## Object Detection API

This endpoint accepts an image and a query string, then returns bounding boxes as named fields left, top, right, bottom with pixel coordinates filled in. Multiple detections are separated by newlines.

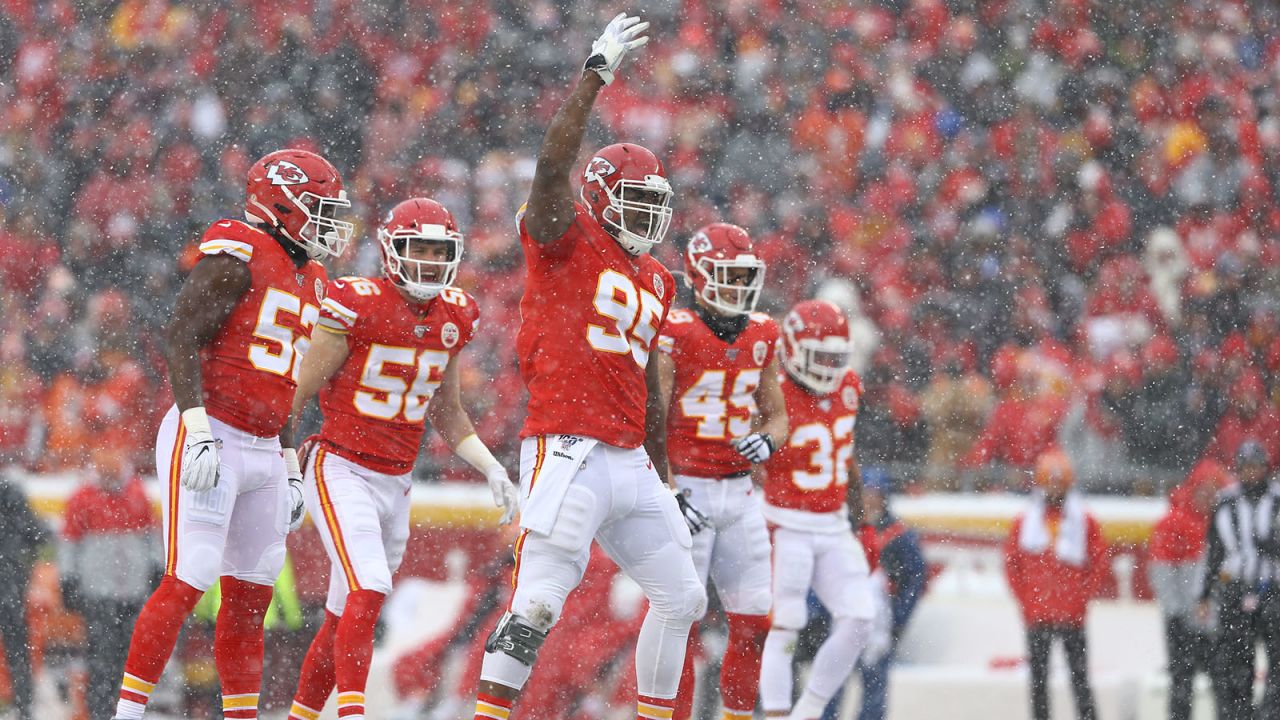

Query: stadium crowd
left=0, top=0, right=1278, bottom=493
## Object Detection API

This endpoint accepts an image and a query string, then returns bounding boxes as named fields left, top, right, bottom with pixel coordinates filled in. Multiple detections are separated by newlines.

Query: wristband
left=283, top=448, right=301, bottom=477
left=181, top=406, right=212, bottom=435
left=456, top=434, right=502, bottom=474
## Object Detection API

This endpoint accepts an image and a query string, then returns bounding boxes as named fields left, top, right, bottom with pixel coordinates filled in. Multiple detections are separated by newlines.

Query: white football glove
left=733, top=433, right=775, bottom=464
left=487, top=465, right=520, bottom=526
left=284, top=448, right=306, bottom=532
left=583, top=13, right=650, bottom=85
left=179, top=407, right=220, bottom=492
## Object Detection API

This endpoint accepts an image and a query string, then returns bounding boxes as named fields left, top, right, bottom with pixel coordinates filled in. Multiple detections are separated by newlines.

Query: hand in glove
left=732, top=433, right=775, bottom=463
left=487, top=465, right=520, bottom=526
left=673, top=487, right=710, bottom=534
left=284, top=448, right=306, bottom=532
left=583, top=13, right=650, bottom=85
left=180, top=407, right=220, bottom=492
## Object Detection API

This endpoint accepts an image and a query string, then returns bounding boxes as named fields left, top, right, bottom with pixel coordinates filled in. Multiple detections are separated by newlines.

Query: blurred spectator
left=1059, top=353, right=1138, bottom=491
left=1121, top=336, right=1196, bottom=477
left=59, top=449, right=161, bottom=719
left=1004, top=451, right=1107, bottom=720
left=849, top=469, right=926, bottom=720
left=0, top=468, right=52, bottom=720
left=1200, top=371, right=1280, bottom=473
left=920, top=347, right=993, bottom=490
left=961, top=351, right=1067, bottom=481
left=1198, top=441, right=1280, bottom=719
left=0, top=0, right=1278, bottom=489
left=1148, top=460, right=1230, bottom=720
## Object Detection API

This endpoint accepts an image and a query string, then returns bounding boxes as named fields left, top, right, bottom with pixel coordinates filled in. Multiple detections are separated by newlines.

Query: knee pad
left=485, top=612, right=549, bottom=667
left=662, top=578, right=707, bottom=624
left=771, top=594, right=809, bottom=631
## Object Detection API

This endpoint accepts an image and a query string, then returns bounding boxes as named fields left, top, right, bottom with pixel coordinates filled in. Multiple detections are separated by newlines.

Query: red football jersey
left=315, top=276, right=479, bottom=475
left=659, top=309, right=779, bottom=477
left=763, top=370, right=862, bottom=514
left=197, top=220, right=327, bottom=437
left=517, top=203, right=676, bottom=448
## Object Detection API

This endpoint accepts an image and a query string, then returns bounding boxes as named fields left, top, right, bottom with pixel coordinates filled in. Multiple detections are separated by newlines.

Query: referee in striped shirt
left=1198, top=440, right=1279, bottom=719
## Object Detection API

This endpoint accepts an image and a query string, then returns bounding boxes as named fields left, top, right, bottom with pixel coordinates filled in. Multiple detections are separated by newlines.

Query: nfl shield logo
left=726, top=349, right=739, bottom=361
left=295, top=272, right=305, bottom=287
left=414, top=326, right=428, bottom=338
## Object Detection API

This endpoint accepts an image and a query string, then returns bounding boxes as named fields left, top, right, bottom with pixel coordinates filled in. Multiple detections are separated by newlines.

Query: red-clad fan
left=285, top=198, right=517, bottom=720
left=654, top=222, right=788, bottom=720
left=115, top=149, right=353, bottom=720
left=473, top=14, right=705, bottom=720
left=759, top=300, right=876, bottom=720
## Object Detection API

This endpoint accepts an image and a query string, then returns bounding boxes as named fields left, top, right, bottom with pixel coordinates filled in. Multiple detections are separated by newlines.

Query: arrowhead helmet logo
left=753, top=340, right=768, bottom=365
left=584, top=156, right=617, bottom=184
left=652, top=273, right=665, bottom=298
left=314, top=278, right=325, bottom=301
left=688, top=231, right=712, bottom=255
left=266, top=160, right=310, bottom=186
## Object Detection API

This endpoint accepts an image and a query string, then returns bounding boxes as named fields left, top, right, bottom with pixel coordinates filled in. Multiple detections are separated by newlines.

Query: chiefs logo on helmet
left=584, top=156, right=617, bottom=184
left=687, top=231, right=712, bottom=254
left=266, top=160, right=310, bottom=186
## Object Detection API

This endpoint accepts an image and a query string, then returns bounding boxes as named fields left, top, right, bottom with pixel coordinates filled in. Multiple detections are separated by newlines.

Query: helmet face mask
left=784, top=335, right=852, bottom=394
left=781, top=300, right=852, bottom=395
left=295, top=190, right=354, bottom=259
left=378, top=198, right=463, bottom=301
left=692, top=256, right=765, bottom=315
left=599, top=177, right=673, bottom=255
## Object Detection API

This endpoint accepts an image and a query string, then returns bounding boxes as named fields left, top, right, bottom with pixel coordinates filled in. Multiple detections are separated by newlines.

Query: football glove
left=733, top=433, right=775, bottom=464
left=487, top=465, right=520, bottom=526
left=284, top=448, right=306, bottom=532
left=180, top=407, right=220, bottom=492
left=584, top=13, right=650, bottom=85
left=673, top=487, right=710, bottom=534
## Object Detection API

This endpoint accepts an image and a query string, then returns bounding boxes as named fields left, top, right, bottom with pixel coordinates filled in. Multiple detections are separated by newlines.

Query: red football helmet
left=378, top=198, right=463, bottom=301
left=683, top=223, right=766, bottom=315
left=781, top=300, right=852, bottom=394
left=245, top=149, right=353, bottom=259
left=579, top=143, right=673, bottom=255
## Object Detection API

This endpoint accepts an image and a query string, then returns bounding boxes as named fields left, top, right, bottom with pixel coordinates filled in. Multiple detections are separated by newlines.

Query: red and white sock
left=114, top=575, right=204, bottom=720
left=638, top=693, right=677, bottom=719
left=474, top=691, right=514, bottom=719
left=290, top=610, right=340, bottom=719
left=720, top=613, right=770, bottom=718
left=215, top=576, right=274, bottom=719
left=333, top=589, right=385, bottom=719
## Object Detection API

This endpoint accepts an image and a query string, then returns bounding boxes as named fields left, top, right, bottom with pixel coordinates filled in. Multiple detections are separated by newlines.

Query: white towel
left=1018, top=490, right=1088, bottom=567
left=519, top=434, right=599, bottom=536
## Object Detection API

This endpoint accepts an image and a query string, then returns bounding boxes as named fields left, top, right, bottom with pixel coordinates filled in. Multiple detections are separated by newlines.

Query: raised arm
left=523, top=13, right=649, bottom=244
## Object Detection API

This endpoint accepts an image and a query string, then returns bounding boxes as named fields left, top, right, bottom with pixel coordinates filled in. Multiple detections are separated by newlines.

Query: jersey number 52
left=587, top=270, right=664, bottom=367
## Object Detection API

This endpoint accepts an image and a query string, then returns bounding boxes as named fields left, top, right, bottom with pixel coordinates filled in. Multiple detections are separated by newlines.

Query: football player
left=114, top=149, right=353, bottom=720
left=284, top=198, right=517, bottom=720
left=758, top=300, right=876, bottom=720
left=471, top=13, right=706, bottom=720
left=655, top=223, right=788, bottom=720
